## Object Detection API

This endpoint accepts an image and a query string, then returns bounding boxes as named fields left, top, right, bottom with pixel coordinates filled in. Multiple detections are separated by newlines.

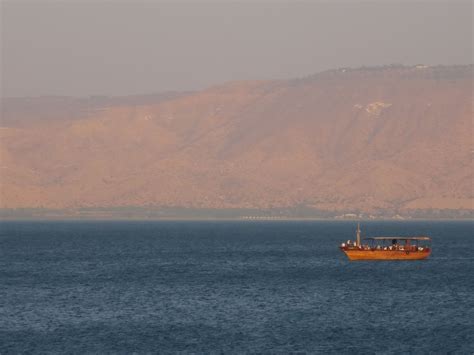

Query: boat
left=340, top=223, right=431, bottom=260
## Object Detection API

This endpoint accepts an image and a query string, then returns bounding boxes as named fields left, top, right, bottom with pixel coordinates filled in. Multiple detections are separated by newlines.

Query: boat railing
left=340, top=242, right=429, bottom=252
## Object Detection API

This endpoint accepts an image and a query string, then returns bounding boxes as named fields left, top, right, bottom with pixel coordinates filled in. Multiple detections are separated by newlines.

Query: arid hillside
left=1, top=65, right=472, bottom=215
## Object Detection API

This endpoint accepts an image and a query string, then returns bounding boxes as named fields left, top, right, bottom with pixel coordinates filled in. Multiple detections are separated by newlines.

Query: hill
left=1, top=65, right=472, bottom=218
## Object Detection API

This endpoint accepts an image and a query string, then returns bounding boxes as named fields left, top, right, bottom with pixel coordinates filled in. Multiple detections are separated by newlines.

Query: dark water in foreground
left=0, top=221, right=473, bottom=353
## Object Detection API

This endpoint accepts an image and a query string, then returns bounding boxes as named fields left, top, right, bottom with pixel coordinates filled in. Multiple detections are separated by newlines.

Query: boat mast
left=356, top=222, right=361, bottom=246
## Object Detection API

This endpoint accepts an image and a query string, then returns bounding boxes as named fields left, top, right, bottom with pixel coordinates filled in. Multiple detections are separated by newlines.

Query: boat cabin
left=362, top=236, right=431, bottom=252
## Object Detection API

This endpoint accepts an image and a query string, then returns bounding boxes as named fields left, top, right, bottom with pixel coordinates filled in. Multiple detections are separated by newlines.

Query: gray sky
left=1, top=1, right=472, bottom=97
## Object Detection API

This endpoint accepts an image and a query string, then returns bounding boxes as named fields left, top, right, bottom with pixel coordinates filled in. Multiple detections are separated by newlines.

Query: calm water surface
left=0, top=221, right=473, bottom=353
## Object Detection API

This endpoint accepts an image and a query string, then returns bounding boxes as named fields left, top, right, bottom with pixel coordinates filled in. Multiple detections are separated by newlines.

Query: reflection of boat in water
left=340, top=223, right=431, bottom=261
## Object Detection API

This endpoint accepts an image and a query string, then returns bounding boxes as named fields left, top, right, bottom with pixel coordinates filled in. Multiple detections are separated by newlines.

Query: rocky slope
left=1, top=65, right=472, bottom=215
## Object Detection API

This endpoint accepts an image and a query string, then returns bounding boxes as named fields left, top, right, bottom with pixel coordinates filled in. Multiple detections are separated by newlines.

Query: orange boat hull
left=341, top=248, right=431, bottom=261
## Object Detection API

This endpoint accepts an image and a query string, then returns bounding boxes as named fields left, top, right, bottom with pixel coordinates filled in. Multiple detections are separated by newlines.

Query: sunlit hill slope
left=1, top=65, right=472, bottom=217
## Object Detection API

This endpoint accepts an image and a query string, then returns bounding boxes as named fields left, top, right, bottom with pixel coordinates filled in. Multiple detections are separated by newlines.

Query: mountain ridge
left=1, top=65, right=472, bottom=216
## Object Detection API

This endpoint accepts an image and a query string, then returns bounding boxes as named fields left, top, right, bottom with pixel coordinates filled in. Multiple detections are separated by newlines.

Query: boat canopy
left=364, top=236, right=431, bottom=241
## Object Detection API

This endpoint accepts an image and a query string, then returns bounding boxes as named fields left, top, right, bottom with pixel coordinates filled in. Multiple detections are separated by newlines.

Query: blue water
left=0, top=220, right=473, bottom=353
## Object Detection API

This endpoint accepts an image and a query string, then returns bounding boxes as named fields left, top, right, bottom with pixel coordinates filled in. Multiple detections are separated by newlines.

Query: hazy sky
left=1, top=1, right=472, bottom=97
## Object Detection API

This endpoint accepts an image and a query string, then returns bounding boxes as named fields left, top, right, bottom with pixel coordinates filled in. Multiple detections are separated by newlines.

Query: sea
left=0, top=220, right=473, bottom=353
